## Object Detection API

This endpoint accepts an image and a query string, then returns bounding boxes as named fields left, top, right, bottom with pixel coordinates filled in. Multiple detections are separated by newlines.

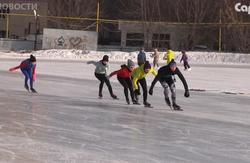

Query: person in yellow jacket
left=131, top=61, right=157, bottom=107
left=163, top=47, right=175, bottom=64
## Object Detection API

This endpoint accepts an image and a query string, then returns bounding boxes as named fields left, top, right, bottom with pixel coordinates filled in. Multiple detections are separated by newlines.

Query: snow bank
left=0, top=49, right=250, bottom=64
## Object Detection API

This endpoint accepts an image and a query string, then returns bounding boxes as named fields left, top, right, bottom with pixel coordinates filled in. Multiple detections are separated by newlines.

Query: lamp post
left=33, top=9, right=39, bottom=51
left=219, top=9, right=222, bottom=52
left=96, top=1, right=100, bottom=33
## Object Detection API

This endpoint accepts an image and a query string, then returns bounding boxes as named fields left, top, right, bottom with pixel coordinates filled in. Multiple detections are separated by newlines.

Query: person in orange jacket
left=9, top=55, right=37, bottom=93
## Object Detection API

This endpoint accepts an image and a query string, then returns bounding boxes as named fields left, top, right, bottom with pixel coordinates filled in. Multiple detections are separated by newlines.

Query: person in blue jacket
left=137, top=47, right=146, bottom=66
left=9, top=55, right=37, bottom=93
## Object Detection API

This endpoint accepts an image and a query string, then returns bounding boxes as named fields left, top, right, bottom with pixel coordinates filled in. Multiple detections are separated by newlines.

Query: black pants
left=95, top=73, right=114, bottom=96
left=117, top=77, right=135, bottom=102
left=184, top=61, right=190, bottom=69
left=137, top=78, right=148, bottom=103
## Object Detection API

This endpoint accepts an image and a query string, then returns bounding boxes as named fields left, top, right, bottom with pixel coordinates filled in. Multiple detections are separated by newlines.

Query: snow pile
left=0, top=49, right=250, bottom=64
left=177, top=52, right=250, bottom=64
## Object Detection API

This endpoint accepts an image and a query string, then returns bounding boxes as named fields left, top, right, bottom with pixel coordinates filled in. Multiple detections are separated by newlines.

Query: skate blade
left=144, top=105, right=153, bottom=108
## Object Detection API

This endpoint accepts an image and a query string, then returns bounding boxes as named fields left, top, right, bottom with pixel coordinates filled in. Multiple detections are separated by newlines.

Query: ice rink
left=0, top=59, right=250, bottom=163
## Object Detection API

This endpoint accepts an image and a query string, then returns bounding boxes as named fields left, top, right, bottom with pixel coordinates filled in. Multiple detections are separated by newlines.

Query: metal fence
left=1, top=12, right=250, bottom=52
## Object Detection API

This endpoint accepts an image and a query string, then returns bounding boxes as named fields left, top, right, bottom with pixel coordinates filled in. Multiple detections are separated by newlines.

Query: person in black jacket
left=149, top=60, right=190, bottom=111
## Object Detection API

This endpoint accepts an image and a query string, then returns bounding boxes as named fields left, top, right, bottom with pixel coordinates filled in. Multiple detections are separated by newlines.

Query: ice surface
left=0, top=60, right=250, bottom=162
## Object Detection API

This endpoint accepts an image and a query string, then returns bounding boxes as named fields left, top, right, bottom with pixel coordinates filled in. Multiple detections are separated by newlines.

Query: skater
left=109, top=59, right=139, bottom=105
left=150, top=48, right=160, bottom=68
left=180, top=50, right=191, bottom=71
left=9, top=55, right=37, bottom=93
left=132, top=61, right=157, bottom=107
left=149, top=60, right=190, bottom=111
left=87, top=55, right=118, bottom=99
left=163, top=46, right=175, bottom=64
left=137, top=47, right=146, bottom=66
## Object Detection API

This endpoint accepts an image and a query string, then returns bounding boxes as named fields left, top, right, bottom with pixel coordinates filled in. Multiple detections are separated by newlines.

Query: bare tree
left=222, top=0, right=250, bottom=52
left=48, top=0, right=99, bottom=30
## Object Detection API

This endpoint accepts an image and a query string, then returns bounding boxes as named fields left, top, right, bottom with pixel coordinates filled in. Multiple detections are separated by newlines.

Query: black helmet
left=169, top=60, right=177, bottom=67
left=144, top=61, right=151, bottom=70
left=30, top=55, right=36, bottom=62
left=102, top=55, right=109, bottom=62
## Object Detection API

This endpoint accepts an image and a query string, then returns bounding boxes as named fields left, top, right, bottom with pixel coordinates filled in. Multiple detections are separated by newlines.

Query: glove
left=184, top=90, right=190, bottom=97
left=149, top=88, right=153, bottom=95
left=134, top=89, right=140, bottom=96
left=9, top=68, right=15, bottom=72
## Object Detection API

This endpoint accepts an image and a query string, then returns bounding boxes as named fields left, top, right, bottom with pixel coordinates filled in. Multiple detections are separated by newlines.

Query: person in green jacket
left=131, top=61, right=157, bottom=107
left=87, top=55, right=118, bottom=99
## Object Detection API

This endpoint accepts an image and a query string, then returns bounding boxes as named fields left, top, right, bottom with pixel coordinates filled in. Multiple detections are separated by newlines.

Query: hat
left=144, top=61, right=151, bottom=70
left=30, top=55, right=36, bottom=62
left=102, top=55, right=109, bottom=62
left=169, top=60, right=177, bottom=67
left=127, top=59, right=135, bottom=67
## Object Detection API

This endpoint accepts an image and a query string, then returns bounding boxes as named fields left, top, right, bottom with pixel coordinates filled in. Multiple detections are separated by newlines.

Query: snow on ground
left=0, top=49, right=250, bottom=64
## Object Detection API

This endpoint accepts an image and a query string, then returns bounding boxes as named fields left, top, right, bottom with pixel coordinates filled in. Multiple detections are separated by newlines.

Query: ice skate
left=132, top=100, right=140, bottom=105
left=111, top=94, right=119, bottom=100
left=30, top=88, right=37, bottom=93
left=165, top=98, right=172, bottom=109
left=126, top=99, right=130, bottom=105
left=24, top=84, right=30, bottom=92
left=98, top=93, right=103, bottom=99
left=172, top=103, right=183, bottom=111
left=144, top=101, right=153, bottom=108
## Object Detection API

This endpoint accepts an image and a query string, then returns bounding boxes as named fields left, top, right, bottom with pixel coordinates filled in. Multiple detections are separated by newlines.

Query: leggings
left=117, top=77, right=135, bottom=102
left=21, top=69, right=33, bottom=89
left=160, top=80, right=176, bottom=104
left=95, top=73, right=114, bottom=96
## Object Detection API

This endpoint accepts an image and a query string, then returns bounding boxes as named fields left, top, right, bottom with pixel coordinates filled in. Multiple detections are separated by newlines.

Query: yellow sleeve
left=151, top=68, right=157, bottom=76
left=132, top=77, right=139, bottom=90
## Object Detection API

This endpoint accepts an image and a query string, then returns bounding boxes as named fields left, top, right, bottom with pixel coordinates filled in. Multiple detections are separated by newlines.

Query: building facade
left=119, top=22, right=192, bottom=50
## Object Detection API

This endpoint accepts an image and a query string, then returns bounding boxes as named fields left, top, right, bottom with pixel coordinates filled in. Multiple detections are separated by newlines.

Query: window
left=152, top=33, right=170, bottom=48
left=0, top=30, right=6, bottom=38
left=126, top=33, right=144, bottom=47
